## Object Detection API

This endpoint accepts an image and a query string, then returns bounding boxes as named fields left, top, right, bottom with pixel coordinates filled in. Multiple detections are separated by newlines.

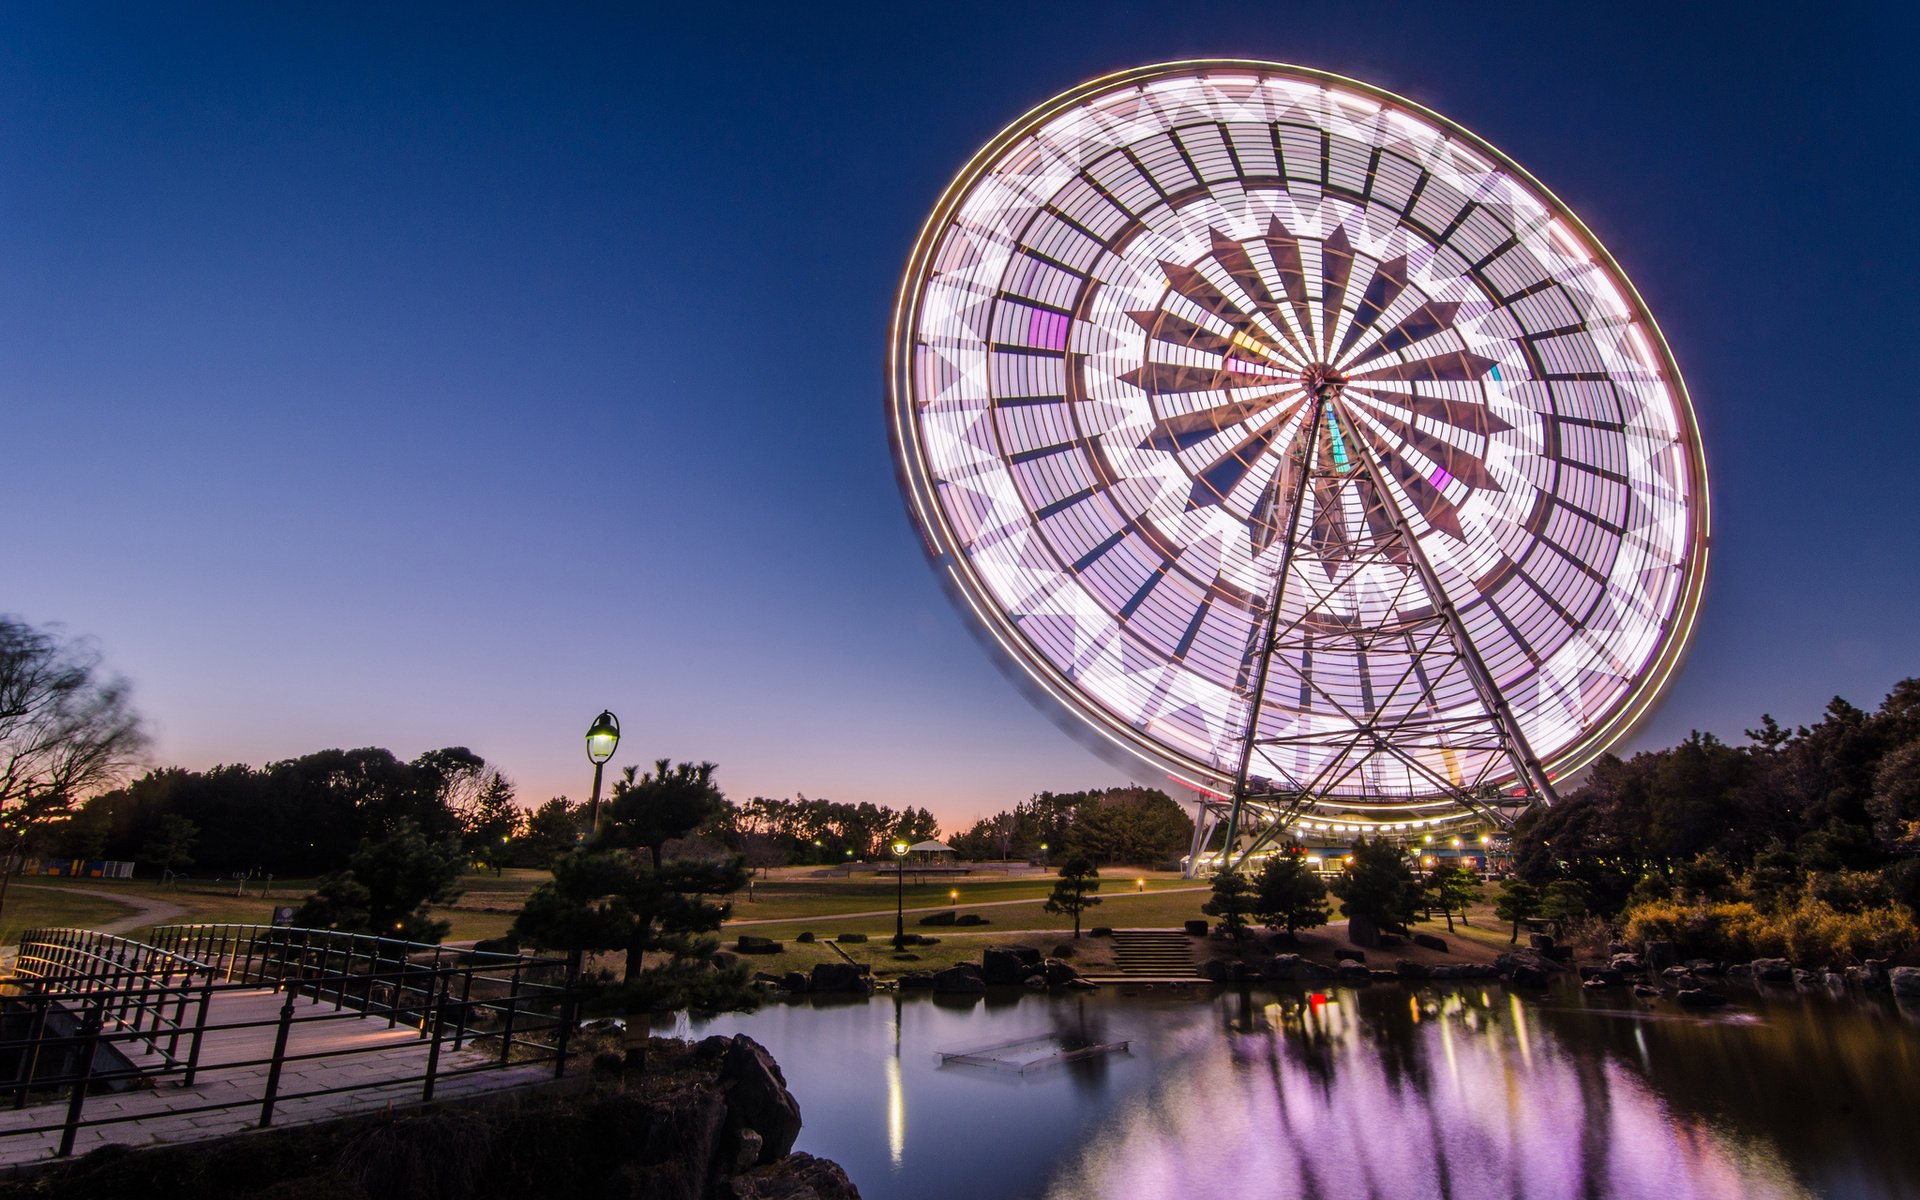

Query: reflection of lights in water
left=1635, top=1026, right=1651, bottom=1071
left=884, top=1054, right=904, bottom=1167
left=1510, top=993, right=1533, bottom=1068
left=1043, top=994, right=1815, bottom=1200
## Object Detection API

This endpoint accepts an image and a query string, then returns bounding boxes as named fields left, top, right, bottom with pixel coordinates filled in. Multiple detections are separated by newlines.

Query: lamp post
left=893, top=842, right=908, bottom=948
left=584, top=710, right=620, bottom=836
left=567, top=710, right=620, bottom=1024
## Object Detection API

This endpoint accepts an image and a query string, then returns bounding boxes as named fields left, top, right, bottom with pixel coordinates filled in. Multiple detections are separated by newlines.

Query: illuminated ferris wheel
left=887, top=62, right=1708, bottom=872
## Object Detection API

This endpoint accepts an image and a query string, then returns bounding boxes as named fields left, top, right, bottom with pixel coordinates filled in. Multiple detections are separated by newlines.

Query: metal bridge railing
left=0, top=925, right=578, bottom=1159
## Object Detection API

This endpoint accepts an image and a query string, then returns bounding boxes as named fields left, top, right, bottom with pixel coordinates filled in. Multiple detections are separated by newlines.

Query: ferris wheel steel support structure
left=1333, top=389, right=1562, bottom=817
left=1196, top=383, right=1562, bottom=879
left=1215, top=389, right=1328, bottom=874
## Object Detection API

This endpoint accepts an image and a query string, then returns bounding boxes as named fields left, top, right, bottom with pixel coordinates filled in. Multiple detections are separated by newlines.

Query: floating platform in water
left=938, top=1033, right=1130, bottom=1074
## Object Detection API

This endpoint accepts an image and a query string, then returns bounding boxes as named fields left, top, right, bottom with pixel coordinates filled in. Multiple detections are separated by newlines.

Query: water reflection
left=685, top=984, right=1920, bottom=1200
left=1051, top=988, right=1817, bottom=1200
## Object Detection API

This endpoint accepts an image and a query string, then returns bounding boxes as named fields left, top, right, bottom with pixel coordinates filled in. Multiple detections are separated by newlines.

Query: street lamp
left=893, top=842, right=909, bottom=948
left=1040, top=842, right=1049, bottom=869
left=583, top=710, right=620, bottom=834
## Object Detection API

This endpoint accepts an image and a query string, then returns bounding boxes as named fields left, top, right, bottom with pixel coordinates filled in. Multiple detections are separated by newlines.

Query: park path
left=0, top=885, right=189, bottom=974
left=10, top=884, right=191, bottom=936
left=724, top=885, right=1212, bottom=927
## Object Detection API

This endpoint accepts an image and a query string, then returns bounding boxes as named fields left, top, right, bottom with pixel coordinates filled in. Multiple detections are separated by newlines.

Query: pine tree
left=1251, top=850, right=1329, bottom=936
left=1043, top=855, right=1102, bottom=937
left=1493, top=878, right=1542, bottom=943
left=1202, top=868, right=1258, bottom=940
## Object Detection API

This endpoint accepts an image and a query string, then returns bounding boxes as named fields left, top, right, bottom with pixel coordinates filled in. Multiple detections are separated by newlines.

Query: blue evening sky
left=3, top=3, right=1914, bottom=828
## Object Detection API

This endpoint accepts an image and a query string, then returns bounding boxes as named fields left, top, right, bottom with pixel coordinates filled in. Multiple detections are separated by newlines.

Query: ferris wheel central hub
left=1302, top=364, right=1347, bottom=401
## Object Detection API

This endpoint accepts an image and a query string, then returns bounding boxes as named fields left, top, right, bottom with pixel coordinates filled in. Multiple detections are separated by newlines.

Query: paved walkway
left=724, top=886, right=1211, bottom=927
left=0, top=986, right=552, bottom=1167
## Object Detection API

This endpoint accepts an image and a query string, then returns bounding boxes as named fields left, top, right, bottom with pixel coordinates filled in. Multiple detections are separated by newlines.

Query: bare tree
left=0, top=618, right=147, bottom=919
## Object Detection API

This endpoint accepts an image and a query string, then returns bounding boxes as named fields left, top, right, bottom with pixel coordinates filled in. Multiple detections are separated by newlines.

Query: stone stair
left=1109, top=930, right=1200, bottom=977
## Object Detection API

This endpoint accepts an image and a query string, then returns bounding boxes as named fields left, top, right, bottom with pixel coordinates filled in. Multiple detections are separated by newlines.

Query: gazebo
left=905, top=840, right=956, bottom=865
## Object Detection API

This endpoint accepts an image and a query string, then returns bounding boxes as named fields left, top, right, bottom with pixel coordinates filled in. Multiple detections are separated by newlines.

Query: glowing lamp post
left=893, top=842, right=910, bottom=948
left=584, top=710, right=619, bottom=835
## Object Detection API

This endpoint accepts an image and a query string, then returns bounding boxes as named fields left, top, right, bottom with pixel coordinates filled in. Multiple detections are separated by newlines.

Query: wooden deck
left=0, top=987, right=554, bottom=1168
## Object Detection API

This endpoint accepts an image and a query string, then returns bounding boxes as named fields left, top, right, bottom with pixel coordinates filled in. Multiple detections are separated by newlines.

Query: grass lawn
left=0, top=887, right=136, bottom=947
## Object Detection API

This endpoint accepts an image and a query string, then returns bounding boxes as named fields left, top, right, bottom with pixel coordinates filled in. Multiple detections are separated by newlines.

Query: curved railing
left=1, top=926, right=577, bottom=1159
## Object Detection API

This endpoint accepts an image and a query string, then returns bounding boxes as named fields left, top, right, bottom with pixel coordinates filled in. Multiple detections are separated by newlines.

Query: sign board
left=272, top=905, right=297, bottom=927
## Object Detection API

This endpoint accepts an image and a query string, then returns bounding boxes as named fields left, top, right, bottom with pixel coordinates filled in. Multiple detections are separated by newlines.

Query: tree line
left=946, top=786, right=1195, bottom=867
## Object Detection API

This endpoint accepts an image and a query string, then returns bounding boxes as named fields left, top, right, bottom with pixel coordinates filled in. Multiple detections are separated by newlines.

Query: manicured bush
left=1623, top=895, right=1916, bottom=968
left=1088, top=927, right=1113, bottom=938
left=795, top=931, right=814, bottom=942
left=836, top=932, right=869, bottom=943
left=918, top=910, right=957, bottom=926
left=954, top=914, right=989, bottom=926
left=917, top=936, right=940, bottom=945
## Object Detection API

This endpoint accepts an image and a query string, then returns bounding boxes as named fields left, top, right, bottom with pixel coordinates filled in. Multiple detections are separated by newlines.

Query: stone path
left=0, top=986, right=553, bottom=1168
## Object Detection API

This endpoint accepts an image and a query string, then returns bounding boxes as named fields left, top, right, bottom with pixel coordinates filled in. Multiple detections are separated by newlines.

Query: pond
left=677, top=978, right=1920, bottom=1200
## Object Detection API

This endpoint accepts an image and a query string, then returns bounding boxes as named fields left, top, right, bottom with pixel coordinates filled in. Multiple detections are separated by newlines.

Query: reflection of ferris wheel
left=888, top=62, right=1708, bottom=873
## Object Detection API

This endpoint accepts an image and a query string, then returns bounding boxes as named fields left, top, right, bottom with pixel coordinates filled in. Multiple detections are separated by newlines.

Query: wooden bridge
left=0, top=925, right=576, bottom=1167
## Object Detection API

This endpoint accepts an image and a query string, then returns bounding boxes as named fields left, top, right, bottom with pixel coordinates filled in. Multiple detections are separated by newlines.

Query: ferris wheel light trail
left=888, top=62, right=1709, bottom=870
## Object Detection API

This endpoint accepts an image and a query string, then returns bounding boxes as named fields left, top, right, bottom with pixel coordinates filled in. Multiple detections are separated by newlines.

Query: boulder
left=1298, top=961, right=1337, bottom=982
left=1677, top=988, right=1728, bottom=1008
left=1750, top=958, right=1793, bottom=983
left=1891, top=966, right=1920, bottom=998
left=1089, top=927, right=1113, bottom=938
left=1334, top=962, right=1372, bottom=982
left=917, top=910, right=957, bottom=926
left=1394, top=959, right=1429, bottom=981
left=1528, top=932, right=1555, bottom=952
left=1642, top=940, right=1678, bottom=973
left=1369, top=969, right=1400, bottom=983
left=471, top=935, right=519, bottom=956
left=1023, top=975, right=1047, bottom=989
left=1496, top=951, right=1553, bottom=976
left=1610, top=954, right=1643, bottom=972
left=1065, top=977, right=1099, bottom=990
left=1581, top=968, right=1626, bottom=987
left=1685, top=958, right=1722, bottom=975
left=809, top=962, right=870, bottom=994
left=1043, top=959, right=1080, bottom=985
left=1634, top=984, right=1661, bottom=998
left=1335, top=949, right=1366, bottom=964
left=1608, top=941, right=1632, bottom=957
left=1849, top=960, right=1890, bottom=992
left=1508, top=964, right=1550, bottom=988
left=719, top=1034, right=803, bottom=1165
left=932, top=964, right=986, bottom=993
left=982, top=947, right=1031, bottom=985
left=1200, top=959, right=1232, bottom=982
left=712, top=950, right=742, bottom=970
left=780, top=971, right=811, bottom=994
left=1348, top=914, right=1382, bottom=948
left=1792, top=968, right=1819, bottom=988
left=897, top=972, right=935, bottom=988
left=1260, top=954, right=1302, bottom=982
left=1427, top=965, right=1463, bottom=980
left=1411, top=933, right=1448, bottom=953
left=1185, top=920, right=1209, bottom=936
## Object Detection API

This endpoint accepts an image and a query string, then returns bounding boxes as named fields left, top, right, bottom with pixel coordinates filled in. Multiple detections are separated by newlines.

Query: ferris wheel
left=887, top=62, right=1708, bottom=873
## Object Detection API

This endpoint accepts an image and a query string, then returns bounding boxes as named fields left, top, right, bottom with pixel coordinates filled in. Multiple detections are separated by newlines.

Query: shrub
left=917, top=936, right=939, bottom=945
left=1624, top=895, right=1916, bottom=968
left=836, top=932, right=868, bottom=944
left=1051, top=942, right=1074, bottom=958
left=795, top=931, right=814, bottom=943
left=918, top=910, right=957, bottom=926
left=954, top=914, right=989, bottom=926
